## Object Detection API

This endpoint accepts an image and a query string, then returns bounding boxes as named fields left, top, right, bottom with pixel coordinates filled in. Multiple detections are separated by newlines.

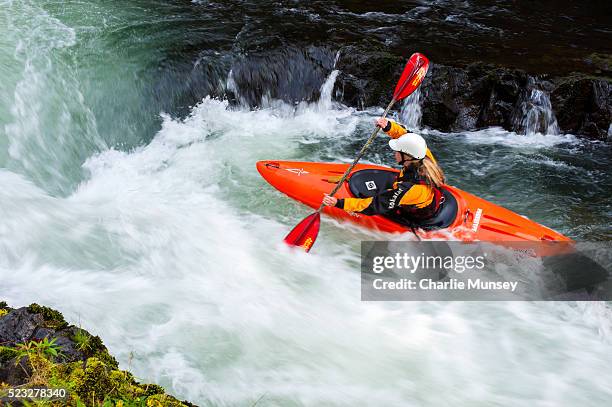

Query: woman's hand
left=322, top=194, right=337, bottom=207
left=375, top=117, right=388, bottom=129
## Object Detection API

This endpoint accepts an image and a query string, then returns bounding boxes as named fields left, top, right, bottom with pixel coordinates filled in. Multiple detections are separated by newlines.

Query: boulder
left=0, top=307, right=44, bottom=344
left=551, top=76, right=612, bottom=139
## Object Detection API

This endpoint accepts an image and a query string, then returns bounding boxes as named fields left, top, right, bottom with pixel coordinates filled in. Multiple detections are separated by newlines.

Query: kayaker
left=322, top=118, right=446, bottom=225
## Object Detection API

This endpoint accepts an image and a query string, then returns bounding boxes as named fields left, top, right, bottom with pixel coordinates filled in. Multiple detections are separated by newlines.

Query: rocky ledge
left=217, top=45, right=611, bottom=139
left=0, top=302, right=196, bottom=407
left=335, top=46, right=611, bottom=139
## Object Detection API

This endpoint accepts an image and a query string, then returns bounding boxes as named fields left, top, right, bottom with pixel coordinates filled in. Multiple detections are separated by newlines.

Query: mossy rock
left=27, top=303, right=69, bottom=329
left=28, top=353, right=55, bottom=386
left=0, top=301, right=8, bottom=318
left=90, top=335, right=119, bottom=370
left=0, top=346, right=17, bottom=363
left=146, top=393, right=188, bottom=407
left=0, top=302, right=8, bottom=318
left=72, top=357, right=115, bottom=402
left=1, top=303, right=196, bottom=406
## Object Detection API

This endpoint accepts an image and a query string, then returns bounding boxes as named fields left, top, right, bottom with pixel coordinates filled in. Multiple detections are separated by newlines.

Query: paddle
left=284, top=52, right=430, bottom=252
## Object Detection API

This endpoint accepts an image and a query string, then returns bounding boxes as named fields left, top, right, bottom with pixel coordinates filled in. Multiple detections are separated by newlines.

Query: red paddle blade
left=393, top=53, right=430, bottom=101
left=284, top=212, right=321, bottom=252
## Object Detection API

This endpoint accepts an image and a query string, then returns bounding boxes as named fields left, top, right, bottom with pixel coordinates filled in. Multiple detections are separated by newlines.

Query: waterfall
left=317, top=69, right=339, bottom=110
left=225, top=69, right=250, bottom=108
left=317, top=51, right=341, bottom=110
left=513, top=79, right=559, bottom=135
left=399, top=88, right=422, bottom=131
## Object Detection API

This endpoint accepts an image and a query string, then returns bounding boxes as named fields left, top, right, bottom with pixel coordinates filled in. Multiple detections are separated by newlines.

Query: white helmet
left=388, top=133, right=427, bottom=159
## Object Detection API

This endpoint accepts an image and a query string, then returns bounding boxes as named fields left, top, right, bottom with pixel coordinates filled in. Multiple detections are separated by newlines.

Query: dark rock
left=332, top=52, right=611, bottom=138
left=419, top=64, right=465, bottom=132
left=175, top=32, right=612, bottom=139
left=418, top=63, right=529, bottom=133
left=0, top=308, right=44, bottom=344
left=26, top=303, right=68, bottom=329
left=0, top=307, right=91, bottom=371
left=30, top=326, right=83, bottom=363
left=227, top=46, right=336, bottom=106
left=0, top=356, right=32, bottom=386
left=551, top=76, right=612, bottom=139
left=584, top=53, right=612, bottom=76
left=335, top=43, right=404, bottom=108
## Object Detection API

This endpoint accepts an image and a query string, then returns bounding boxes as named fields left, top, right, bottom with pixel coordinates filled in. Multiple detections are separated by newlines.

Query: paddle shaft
left=316, top=98, right=397, bottom=212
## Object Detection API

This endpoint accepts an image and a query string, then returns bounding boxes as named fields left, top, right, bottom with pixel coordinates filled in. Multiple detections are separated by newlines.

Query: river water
left=1, top=1, right=611, bottom=406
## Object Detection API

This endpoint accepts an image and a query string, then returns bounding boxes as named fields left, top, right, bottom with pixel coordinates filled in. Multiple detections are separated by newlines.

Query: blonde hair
left=406, top=156, right=446, bottom=188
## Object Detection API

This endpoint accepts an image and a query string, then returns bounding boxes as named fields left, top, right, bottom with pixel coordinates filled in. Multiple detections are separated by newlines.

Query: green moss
left=0, top=301, right=8, bottom=318
left=62, top=357, right=190, bottom=406
left=27, top=353, right=54, bottom=386
left=72, top=357, right=114, bottom=401
left=145, top=394, right=187, bottom=407
left=72, top=329, right=92, bottom=352
left=85, top=335, right=119, bottom=369
left=27, top=303, right=68, bottom=329
left=140, top=384, right=165, bottom=398
left=0, top=346, right=18, bottom=363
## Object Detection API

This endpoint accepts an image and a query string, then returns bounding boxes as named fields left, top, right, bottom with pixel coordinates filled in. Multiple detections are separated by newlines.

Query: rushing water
left=1, top=1, right=612, bottom=406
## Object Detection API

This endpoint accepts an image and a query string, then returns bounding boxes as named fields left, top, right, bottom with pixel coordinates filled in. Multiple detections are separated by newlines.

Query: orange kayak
left=256, top=160, right=571, bottom=242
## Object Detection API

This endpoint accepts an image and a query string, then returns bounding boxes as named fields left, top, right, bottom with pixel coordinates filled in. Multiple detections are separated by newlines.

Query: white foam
left=1, top=70, right=611, bottom=406
left=432, top=127, right=581, bottom=149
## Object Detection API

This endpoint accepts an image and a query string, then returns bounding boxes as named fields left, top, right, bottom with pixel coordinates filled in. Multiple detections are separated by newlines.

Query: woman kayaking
left=322, top=118, right=446, bottom=226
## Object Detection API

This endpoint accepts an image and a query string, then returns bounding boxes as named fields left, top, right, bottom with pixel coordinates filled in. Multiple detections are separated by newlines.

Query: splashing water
left=399, top=88, right=422, bottom=131
left=1, top=1, right=105, bottom=195
left=513, top=80, right=559, bottom=136
left=317, top=69, right=339, bottom=111
left=1, top=3, right=612, bottom=406
left=4, top=94, right=612, bottom=405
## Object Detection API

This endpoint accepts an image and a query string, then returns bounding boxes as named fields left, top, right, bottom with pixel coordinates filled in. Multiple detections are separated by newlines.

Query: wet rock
left=177, top=31, right=611, bottom=139
left=335, top=43, right=404, bottom=108
left=417, top=63, right=529, bottom=133
left=551, top=76, right=612, bottom=139
left=584, top=53, right=612, bottom=77
left=227, top=46, right=337, bottom=106
left=333, top=54, right=611, bottom=138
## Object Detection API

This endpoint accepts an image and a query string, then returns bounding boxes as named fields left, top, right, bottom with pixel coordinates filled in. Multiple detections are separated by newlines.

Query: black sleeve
left=335, top=199, right=345, bottom=209
left=382, top=121, right=392, bottom=132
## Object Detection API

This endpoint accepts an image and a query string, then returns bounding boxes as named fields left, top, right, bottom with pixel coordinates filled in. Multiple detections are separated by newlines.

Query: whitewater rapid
left=3, top=94, right=612, bottom=405
left=1, top=1, right=612, bottom=406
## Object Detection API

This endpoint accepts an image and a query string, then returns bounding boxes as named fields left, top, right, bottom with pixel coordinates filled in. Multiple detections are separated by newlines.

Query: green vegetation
left=0, top=353, right=191, bottom=406
left=0, top=304, right=195, bottom=407
left=67, top=356, right=187, bottom=406
left=27, top=303, right=69, bottom=330
left=73, top=328, right=93, bottom=352
left=14, top=337, right=63, bottom=364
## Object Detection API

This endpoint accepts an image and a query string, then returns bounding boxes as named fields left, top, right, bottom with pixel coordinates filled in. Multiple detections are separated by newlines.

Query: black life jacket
left=392, top=167, right=444, bottom=221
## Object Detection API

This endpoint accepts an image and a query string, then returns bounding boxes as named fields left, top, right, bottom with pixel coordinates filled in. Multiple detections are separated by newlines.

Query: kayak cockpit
left=347, top=169, right=458, bottom=230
